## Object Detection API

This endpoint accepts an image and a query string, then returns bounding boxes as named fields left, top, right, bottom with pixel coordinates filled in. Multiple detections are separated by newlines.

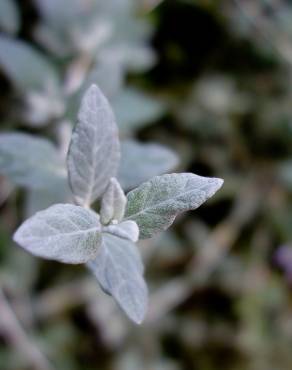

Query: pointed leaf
left=13, top=204, right=102, bottom=264
left=67, top=84, right=120, bottom=206
left=100, top=178, right=127, bottom=225
left=87, top=233, right=147, bottom=324
left=125, top=173, right=224, bottom=239
left=118, top=140, right=179, bottom=189
left=103, top=220, right=139, bottom=242
left=0, top=132, right=65, bottom=189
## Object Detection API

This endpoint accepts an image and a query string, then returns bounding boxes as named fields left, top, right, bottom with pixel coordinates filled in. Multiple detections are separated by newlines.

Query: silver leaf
left=13, top=204, right=102, bottom=264
left=87, top=233, right=147, bottom=324
left=67, top=84, right=120, bottom=206
left=125, top=173, right=224, bottom=239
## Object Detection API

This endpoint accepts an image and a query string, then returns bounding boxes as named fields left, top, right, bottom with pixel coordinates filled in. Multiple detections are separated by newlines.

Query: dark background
left=1, top=1, right=292, bottom=369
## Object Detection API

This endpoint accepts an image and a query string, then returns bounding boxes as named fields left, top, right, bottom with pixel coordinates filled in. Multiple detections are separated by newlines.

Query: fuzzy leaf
left=13, top=204, right=102, bottom=264
left=0, top=132, right=65, bottom=189
left=118, top=140, right=179, bottom=189
left=103, top=220, right=139, bottom=243
left=100, top=178, right=127, bottom=225
left=67, top=84, right=120, bottom=206
left=87, top=233, right=147, bottom=324
left=125, top=173, right=224, bottom=239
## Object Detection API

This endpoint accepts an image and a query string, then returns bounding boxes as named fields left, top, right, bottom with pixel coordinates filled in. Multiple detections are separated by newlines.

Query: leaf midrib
left=126, top=185, right=204, bottom=220
left=31, top=226, right=100, bottom=239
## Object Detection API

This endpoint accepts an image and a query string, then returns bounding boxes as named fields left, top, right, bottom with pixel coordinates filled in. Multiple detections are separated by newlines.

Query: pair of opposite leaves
left=13, top=85, right=223, bottom=324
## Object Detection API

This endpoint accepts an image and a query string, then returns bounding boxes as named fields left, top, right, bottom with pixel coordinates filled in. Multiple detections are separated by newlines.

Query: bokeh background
left=1, top=0, right=292, bottom=369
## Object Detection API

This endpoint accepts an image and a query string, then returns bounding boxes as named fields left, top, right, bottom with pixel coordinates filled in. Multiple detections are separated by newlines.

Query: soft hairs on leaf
left=125, top=173, right=224, bottom=239
left=67, top=84, right=120, bottom=206
left=87, top=233, right=147, bottom=324
left=13, top=204, right=102, bottom=264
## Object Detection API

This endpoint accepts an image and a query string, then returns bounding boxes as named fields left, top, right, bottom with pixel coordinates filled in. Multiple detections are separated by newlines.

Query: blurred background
left=1, top=0, right=292, bottom=369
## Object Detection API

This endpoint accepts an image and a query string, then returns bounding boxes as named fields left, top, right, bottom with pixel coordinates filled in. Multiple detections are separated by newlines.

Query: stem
left=0, top=288, right=54, bottom=370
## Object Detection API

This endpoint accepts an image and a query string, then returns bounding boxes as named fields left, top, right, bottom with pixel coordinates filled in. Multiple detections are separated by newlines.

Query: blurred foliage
left=1, top=0, right=292, bottom=369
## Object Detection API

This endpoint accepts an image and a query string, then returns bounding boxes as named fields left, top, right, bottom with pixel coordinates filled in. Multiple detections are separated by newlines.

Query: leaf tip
left=88, top=83, right=99, bottom=92
left=123, top=220, right=139, bottom=242
left=215, top=177, right=224, bottom=190
left=109, top=176, right=119, bottom=186
left=127, top=296, right=148, bottom=325
left=206, top=177, right=224, bottom=198
left=12, top=227, right=20, bottom=245
left=86, top=84, right=106, bottom=102
left=132, top=315, right=145, bottom=325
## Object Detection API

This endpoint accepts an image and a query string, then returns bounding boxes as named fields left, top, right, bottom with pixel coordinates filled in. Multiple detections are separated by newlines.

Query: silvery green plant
left=12, top=84, right=223, bottom=324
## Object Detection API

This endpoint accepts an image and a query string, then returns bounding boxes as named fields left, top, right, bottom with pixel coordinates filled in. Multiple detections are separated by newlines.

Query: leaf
left=0, top=0, right=20, bottom=34
left=100, top=178, right=127, bottom=225
left=118, top=140, right=179, bottom=190
left=67, top=84, right=120, bottom=206
left=112, top=88, right=166, bottom=134
left=13, top=204, right=102, bottom=264
left=87, top=233, right=147, bottom=324
left=0, top=35, right=59, bottom=92
left=103, top=220, right=139, bottom=243
left=125, top=173, right=224, bottom=239
left=0, top=132, right=66, bottom=189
